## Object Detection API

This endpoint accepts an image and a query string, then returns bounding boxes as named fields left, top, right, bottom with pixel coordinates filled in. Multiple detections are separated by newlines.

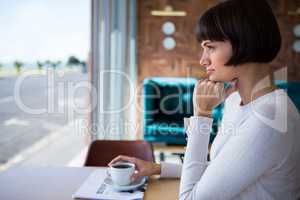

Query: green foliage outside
left=14, top=61, right=23, bottom=74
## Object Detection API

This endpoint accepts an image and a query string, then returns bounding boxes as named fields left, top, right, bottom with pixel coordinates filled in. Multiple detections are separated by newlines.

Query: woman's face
left=199, top=40, right=238, bottom=82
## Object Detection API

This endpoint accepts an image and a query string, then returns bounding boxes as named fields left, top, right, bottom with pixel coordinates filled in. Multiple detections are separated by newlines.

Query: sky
left=0, top=0, right=90, bottom=64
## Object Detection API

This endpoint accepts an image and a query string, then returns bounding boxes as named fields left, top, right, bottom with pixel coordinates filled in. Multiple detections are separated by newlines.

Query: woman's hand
left=108, top=155, right=161, bottom=181
left=193, top=79, right=237, bottom=117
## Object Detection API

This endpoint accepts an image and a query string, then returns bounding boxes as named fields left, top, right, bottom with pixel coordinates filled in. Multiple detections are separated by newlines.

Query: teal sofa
left=143, top=78, right=300, bottom=145
left=143, top=77, right=223, bottom=145
left=275, top=80, right=300, bottom=112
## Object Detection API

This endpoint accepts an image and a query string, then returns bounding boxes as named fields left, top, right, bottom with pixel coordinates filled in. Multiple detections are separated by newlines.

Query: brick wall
left=137, top=0, right=300, bottom=81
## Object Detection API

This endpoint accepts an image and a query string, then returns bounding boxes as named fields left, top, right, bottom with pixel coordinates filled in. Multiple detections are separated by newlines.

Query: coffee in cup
left=109, top=162, right=135, bottom=186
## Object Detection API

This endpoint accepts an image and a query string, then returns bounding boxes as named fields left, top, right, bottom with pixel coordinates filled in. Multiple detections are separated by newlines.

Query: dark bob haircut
left=196, top=0, right=281, bottom=66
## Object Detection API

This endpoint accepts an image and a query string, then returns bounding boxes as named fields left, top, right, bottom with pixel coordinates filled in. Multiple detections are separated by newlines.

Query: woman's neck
left=236, top=63, right=276, bottom=106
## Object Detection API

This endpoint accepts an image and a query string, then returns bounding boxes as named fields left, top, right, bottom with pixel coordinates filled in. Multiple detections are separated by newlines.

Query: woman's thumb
left=131, top=172, right=142, bottom=182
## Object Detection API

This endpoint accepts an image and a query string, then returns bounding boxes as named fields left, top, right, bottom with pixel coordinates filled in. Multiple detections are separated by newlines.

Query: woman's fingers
left=193, top=78, right=237, bottom=115
left=131, top=171, right=144, bottom=182
left=108, top=155, right=136, bottom=167
left=130, top=163, right=153, bottom=181
left=108, top=155, right=123, bottom=166
left=197, top=78, right=208, bottom=87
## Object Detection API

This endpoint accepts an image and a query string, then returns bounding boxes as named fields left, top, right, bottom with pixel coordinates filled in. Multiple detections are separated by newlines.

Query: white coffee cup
left=109, top=162, right=135, bottom=186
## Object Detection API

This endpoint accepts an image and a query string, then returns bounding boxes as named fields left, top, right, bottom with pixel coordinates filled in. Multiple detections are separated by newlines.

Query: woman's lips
left=206, top=69, right=215, bottom=75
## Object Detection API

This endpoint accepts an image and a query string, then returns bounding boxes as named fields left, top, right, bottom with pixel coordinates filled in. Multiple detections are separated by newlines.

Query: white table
left=0, top=167, right=180, bottom=200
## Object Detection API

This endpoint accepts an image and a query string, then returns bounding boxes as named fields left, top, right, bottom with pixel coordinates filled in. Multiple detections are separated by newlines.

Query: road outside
left=0, top=72, right=90, bottom=170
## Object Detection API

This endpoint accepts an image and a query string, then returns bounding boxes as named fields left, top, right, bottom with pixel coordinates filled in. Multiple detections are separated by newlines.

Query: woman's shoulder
left=249, top=89, right=299, bottom=132
left=225, top=91, right=240, bottom=104
left=238, top=90, right=299, bottom=148
left=223, top=89, right=299, bottom=135
left=223, top=91, right=241, bottom=112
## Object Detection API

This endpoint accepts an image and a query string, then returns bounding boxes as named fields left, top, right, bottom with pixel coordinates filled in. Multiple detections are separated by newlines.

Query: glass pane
left=0, top=0, right=90, bottom=171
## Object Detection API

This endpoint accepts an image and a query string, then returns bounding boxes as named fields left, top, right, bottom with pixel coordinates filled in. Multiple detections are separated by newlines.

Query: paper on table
left=72, top=169, right=144, bottom=200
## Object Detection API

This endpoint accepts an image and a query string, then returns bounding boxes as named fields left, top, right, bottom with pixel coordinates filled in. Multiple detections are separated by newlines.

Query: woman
left=109, top=0, right=300, bottom=199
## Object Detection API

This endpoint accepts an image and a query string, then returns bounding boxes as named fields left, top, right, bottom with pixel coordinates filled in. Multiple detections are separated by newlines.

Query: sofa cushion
left=275, top=80, right=300, bottom=112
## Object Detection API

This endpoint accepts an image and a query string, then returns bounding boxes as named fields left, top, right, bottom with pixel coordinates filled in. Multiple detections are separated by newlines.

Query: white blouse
left=160, top=89, right=300, bottom=200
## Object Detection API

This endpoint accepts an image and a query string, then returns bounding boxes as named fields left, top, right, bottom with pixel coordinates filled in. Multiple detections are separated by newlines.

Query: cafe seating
left=84, top=140, right=154, bottom=166
left=143, top=77, right=224, bottom=145
left=275, top=80, right=300, bottom=112
left=142, top=78, right=300, bottom=146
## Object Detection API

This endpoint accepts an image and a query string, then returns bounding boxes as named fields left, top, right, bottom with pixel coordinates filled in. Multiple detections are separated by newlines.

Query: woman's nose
left=199, top=53, right=210, bottom=67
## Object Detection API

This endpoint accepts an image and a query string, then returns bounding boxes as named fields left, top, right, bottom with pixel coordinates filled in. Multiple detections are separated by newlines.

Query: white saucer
left=104, top=176, right=147, bottom=192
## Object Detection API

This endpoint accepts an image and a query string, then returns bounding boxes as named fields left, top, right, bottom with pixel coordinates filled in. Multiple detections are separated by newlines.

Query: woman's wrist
left=195, top=112, right=212, bottom=118
left=194, top=109, right=212, bottom=118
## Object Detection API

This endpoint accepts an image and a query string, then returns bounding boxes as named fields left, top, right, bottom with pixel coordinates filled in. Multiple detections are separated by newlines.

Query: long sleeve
left=159, top=116, right=211, bottom=179
left=160, top=162, right=182, bottom=178
left=179, top=116, right=212, bottom=200
left=179, top=115, right=290, bottom=200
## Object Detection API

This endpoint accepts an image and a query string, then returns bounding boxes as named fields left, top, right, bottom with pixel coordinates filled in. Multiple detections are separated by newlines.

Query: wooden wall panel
left=137, top=0, right=218, bottom=83
left=137, top=0, right=300, bottom=82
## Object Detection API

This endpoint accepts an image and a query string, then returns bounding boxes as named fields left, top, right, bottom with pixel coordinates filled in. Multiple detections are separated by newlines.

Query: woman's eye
left=206, top=46, right=215, bottom=52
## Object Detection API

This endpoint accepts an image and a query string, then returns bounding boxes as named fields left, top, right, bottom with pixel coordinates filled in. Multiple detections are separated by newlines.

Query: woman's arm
left=160, top=162, right=182, bottom=178
left=179, top=115, right=289, bottom=200
left=179, top=116, right=212, bottom=199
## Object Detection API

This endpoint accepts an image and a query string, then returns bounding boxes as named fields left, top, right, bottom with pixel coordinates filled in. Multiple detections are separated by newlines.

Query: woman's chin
left=208, top=75, right=215, bottom=81
left=209, top=75, right=235, bottom=83
left=208, top=76, right=223, bottom=82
